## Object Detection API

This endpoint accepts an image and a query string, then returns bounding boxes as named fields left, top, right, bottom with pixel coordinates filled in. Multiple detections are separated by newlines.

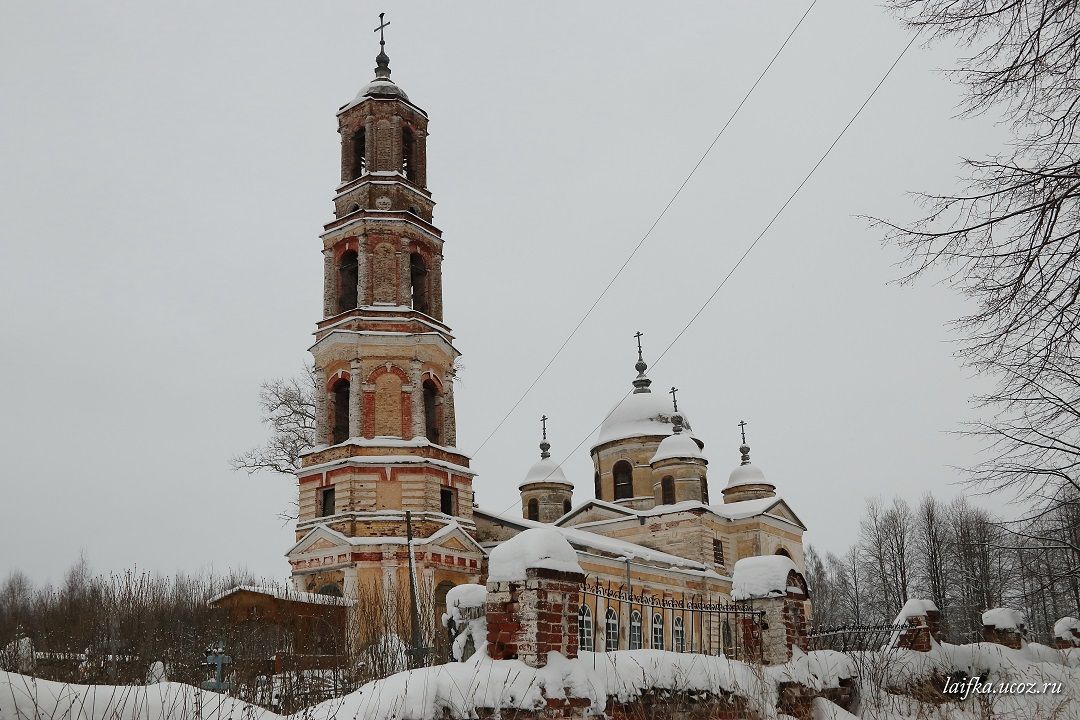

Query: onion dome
left=725, top=422, right=774, bottom=490
left=651, top=413, right=706, bottom=464
left=519, top=417, right=573, bottom=490
left=355, top=13, right=410, bottom=102
left=594, top=336, right=700, bottom=448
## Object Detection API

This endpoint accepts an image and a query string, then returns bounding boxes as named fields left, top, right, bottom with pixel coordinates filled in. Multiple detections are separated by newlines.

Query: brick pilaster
left=486, top=567, right=584, bottom=668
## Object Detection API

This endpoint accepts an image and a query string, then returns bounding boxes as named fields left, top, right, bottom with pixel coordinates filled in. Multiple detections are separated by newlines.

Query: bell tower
left=290, top=18, right=481, bottom=599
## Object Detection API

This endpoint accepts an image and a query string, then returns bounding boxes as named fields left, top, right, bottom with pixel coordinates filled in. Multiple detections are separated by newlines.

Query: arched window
left=337, top=250, right=358, bottom=312
left=613, top=461, right=634, bottom=501
left=410, top=253, right=429, bottom=314
left=775, top=547, right=792, bottom=558
left=605, top=607, right=619, bottom=652
left=673, top=617, right=685, bottom=653
left=331, top=378, right=350, bottom=444
left=423, top=379, right=440, bottom=443
left=629, top=611, right=642, bottom=650
left=722, top=620, right=734, bottom=658
left=351, top=129, right=366, bottom=178
left=700, top=477, right=710, bottom=504
left=578, top=606, right=593, bottom=651
left=593, top=471, right=601, bottom=498
left=401, top=127, right=416, bottom=181
left=661, top=476, right=675, bottom=505
left=527, top=498, right=539, bottom=522
left=651, top=613, right=664, bottom=650
left=318, top=583, right=343, bottom=597
left=563, top=499, right=572, bottom=516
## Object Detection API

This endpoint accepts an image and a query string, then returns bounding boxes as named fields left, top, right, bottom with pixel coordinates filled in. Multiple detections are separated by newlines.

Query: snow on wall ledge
left=730, top=554, right=798, bottom=600
left=487, top=527, right=582, bottom=582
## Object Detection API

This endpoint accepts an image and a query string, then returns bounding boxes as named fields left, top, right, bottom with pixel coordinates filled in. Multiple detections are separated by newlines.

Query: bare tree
left=231, top=363, right=316, bottom=477
left=876, top=0, right=1080, bottom=510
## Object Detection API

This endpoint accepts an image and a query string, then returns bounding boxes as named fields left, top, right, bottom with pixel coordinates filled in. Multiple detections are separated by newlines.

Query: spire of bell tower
left=374, top=12, right=392, bottom=79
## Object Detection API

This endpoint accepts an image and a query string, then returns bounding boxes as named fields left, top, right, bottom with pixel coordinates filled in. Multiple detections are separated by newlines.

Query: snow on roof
left=1055, top=617, right=1080, bottom=641
left=983, top=608, right=1026, bottom=631
left=651, top=431, right=705, bottom=464
left=488, top=527, right=582, bottom=582
left=594, top=390, right=695, bottom=447
left=478, top=508, right=719, bottom=576
left=208, top=585, right=353, bottom=607
left=712, top=497, right=784, bottom=520
left=519, top=456, right=571, bottom=489
left=730, top=555, right=799, bottom=600
left=290, top=521, right=483, bottom=556
left=727, top=462, right=771, bottom=488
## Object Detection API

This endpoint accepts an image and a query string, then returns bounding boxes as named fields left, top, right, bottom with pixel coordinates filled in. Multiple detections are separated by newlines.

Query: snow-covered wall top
left=1056, top=617, right=1080, bottom=642
left=983, top=607, right=1026, bottom=631
left=893, top=598, right=938, bottom=625
left=730, top=555, right=798, bottom=600
left=487, top=527, right=583, bottom=582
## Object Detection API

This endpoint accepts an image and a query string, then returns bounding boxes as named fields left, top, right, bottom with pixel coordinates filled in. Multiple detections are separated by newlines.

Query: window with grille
left=713, top=538, right=725, bottom=567
left=629, top=611, right=642, bottom=650
left=651, top=613, right=664, bottom=650
left=320, top=487, right=336, bottom=517
left=673, top=616, right=685, bottom=653
left=578, top=606, right=593, bottom=651
left=605, top=607, right=619, bottom=651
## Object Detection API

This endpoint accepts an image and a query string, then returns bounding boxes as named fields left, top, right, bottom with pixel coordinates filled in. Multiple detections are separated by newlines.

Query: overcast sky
left=0, top=2, right=1010, bottom=584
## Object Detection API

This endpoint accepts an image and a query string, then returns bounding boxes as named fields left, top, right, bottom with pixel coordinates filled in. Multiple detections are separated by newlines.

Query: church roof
left=557, top=496, right=806, bottom=531
left=357, top=77, right=410, bottom=101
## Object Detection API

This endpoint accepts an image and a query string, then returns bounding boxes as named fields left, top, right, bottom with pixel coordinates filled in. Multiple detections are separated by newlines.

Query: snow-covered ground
left=2, top=640, right=1079, bottom=719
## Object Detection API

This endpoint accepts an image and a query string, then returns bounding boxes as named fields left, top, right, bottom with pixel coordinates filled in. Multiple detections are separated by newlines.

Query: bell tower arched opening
left=337, top=250, right=359, bottom=312
left=423, top=379, right=440, bottom=443
left=410, top=252, right=429, bottom=314
left=351, top=129, right=366, bottom=179
left=402, top=126, right=416, bottom=182
left=331, top=377, right=350, bottom=444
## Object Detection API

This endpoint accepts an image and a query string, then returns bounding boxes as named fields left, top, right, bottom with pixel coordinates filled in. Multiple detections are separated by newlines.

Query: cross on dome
left=373, top=12, right=392, bottom=79
left=539, top=414, right=551, bottom=459
left=669, top=386, right=679, bottom=413
left=632, top=331, right=652, bottom=394
left=738, top=420, right=752, bottom=465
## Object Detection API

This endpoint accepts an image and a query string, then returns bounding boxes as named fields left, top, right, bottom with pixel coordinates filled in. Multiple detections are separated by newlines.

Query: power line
left=488, top=28, right=922, bottom=519
left=469, top=0, right=819, bottom=458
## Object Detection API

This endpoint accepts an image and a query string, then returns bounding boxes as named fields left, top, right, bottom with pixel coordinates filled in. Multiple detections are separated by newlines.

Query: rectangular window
left=440, top=486, right=455, bottom=516
left=320, top=487, right=336, bottom=517
left=713, top=538, right=725, bottom=567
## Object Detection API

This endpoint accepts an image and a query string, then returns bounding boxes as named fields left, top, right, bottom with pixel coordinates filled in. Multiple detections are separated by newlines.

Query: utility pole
left=405, top=511, right=430, bottom=667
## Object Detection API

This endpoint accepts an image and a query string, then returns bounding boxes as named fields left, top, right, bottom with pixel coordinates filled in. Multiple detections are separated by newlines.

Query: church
left=279, top=26, right=810, bottom=658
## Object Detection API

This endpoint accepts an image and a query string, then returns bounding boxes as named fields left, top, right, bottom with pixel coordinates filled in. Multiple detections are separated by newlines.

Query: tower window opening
left=613, top=461, right=633, bottom=501
left=331, top=378, right=350, bottom=444
left=593, top=471, right=601, bottom=498
left=700, top=476, right=710, bottom=504
left=352, top=129, right=366, bottom=179
left=410, top=253, right=429, bottom=314
left=661, top=476, right=675, bottom=505
left=527, top=498, right=539, bottom=521
left=563, top=499, right=571, bottom=516
left=402, top=127, right=415, bottom=181
left=319, top=486, right=336, bottom=517
left=337, top=250, right=359, bottom=312
left=713, top=538, right=725, bottom=567
left=423, top=379, right=440, bottom=443
left=440, top=486, right=456, bottom=516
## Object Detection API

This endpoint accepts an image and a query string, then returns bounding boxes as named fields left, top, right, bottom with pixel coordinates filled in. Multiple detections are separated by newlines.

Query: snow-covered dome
left=356, top=77, right=410, bottom=101
left=596, top=389, right=692, bottom=446
left=651, top=429, right=705, bottom=464
left=519, top=456, right=571, bottom=490
left=727, top=462, right=769, bottom=488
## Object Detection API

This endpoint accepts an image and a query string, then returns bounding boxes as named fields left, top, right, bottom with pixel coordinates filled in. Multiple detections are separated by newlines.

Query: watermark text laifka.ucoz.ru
left=944, top=677, right=1063, bottom=700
